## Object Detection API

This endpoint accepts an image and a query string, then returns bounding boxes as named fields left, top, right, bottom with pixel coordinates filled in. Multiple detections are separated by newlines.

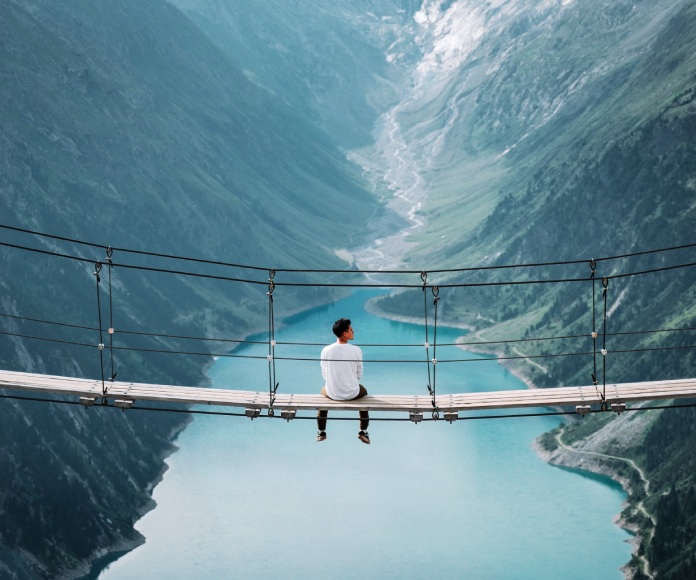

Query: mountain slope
left=170, top=0, right=418, bottom=149
left=370, top=1, right=696, bottom=574
left=387, top=0, right=693, bottom=262
left=0, top=0, right=382, bottom=575
left=2, top=0, right=378, bottom=265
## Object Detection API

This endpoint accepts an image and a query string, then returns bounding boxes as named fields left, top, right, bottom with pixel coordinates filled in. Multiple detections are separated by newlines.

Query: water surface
left=102, top=290, right=631, bottom=578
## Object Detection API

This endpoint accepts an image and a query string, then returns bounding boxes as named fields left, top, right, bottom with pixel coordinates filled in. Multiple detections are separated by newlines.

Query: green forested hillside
left=0, top=0, right=382, bottom=575
left=642, top=404, right=696, bottom=578
left=374, top=1, right=696, bottom=575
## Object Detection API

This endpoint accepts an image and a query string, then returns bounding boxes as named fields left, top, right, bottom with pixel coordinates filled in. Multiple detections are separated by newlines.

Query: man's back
left=321, top=342, right=363, bottom=400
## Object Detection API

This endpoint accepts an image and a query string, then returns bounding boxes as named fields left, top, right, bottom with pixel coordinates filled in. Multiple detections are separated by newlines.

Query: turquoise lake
left=101, top=290, right=632, bottom=578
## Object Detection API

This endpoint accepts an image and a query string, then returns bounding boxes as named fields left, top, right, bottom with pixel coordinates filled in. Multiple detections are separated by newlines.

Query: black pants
left=317, top=385, right=369, bottom=431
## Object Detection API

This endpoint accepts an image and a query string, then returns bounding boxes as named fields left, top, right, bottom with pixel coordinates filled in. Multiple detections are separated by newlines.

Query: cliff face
left=0, top=396, right=186, bottom=578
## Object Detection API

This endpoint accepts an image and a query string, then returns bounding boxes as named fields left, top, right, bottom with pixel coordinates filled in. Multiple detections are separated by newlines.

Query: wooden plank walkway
left=1, top=370, right=696, bottom=418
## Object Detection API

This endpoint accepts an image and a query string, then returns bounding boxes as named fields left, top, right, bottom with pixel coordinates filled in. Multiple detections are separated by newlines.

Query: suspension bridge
left=2, top=369, right=696, bottom=422
left=1, top=224, right=696, bottom=423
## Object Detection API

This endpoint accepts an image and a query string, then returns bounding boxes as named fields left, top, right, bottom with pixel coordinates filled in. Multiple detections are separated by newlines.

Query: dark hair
left=332, top=318, right=351, bottom=338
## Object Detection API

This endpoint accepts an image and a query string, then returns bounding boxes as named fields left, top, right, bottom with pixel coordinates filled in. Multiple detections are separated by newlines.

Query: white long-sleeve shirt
left=320, top=341, right=363, bottom=400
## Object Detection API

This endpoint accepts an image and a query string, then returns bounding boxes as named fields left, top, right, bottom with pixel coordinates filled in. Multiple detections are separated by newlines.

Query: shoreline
left=532, top=432, right=649, bottom=579
left=365, top=294, right=539, bottom=390
left=79, top=415, right=192, bottom=579
left=82, top=289, right=356, bottom=578
left=366, top=293, right=646, bottom=579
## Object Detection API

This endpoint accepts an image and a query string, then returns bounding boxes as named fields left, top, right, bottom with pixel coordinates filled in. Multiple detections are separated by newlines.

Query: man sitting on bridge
left=316, top=318, right=370, bottom=444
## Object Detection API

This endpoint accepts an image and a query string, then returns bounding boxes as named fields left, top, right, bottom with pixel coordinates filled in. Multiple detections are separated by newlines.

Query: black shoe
left=316, top=431, right=327, bottom=442
left=358, top=431, right=370, bottom=445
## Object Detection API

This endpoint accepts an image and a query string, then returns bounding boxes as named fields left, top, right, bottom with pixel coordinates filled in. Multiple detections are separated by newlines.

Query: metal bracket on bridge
left=610, top=402, right=627, bottom=414
left=245, top=407, right=261, bottom=419
left=444, top=411, right=458, bottom=423
left=79, top=396, right=96, bottom=407
left=409, top=411, right=424, bottom=423
left=575, top=404, right=592, bottom=416
left=114, top=399, right=134, bottom=410
left=280, top=409, right=296, bottom=421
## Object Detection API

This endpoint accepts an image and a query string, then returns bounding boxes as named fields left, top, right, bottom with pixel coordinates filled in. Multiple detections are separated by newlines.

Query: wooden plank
left=1, top=370, right=695, bottom=415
